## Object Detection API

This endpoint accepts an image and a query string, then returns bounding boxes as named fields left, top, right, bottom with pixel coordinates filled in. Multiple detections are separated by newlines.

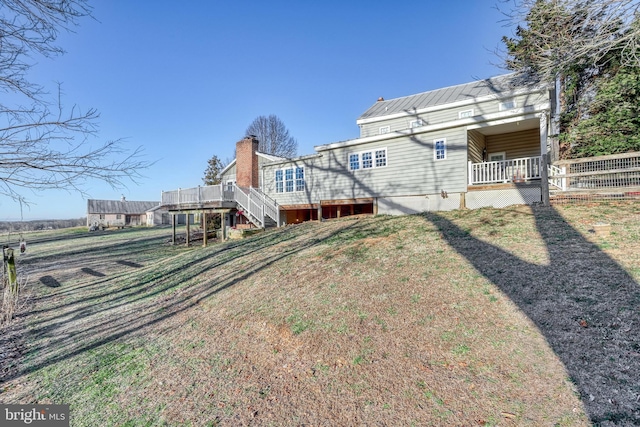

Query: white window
left=275, top=170, right=283, bottom=193
left=434, top=139, right=446, bottom=160
left=488, top=152, right=506, bottom=162
left=295, top=167, right=305, bottom=191
left=379, top=126, right=390, bottom=134
left=349, top=153, right=360, bottom=170
left=285, top=168, right=294, bottom=192
left=349, top=148, right=387, bottom=171
left=375, top=149, right=387, bottom=167
left=459, top=109, right=474, bottom=119
left=499, top=99, right=516, bottom=111
left=276, top=167, right=304, bottom=193
left=362, top=152, right=373, bottom=168
left=410, top=119, right=423, bottom=128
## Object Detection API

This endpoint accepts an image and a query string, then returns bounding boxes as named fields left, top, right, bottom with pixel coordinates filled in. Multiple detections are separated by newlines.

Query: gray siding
left=220, top=163, right=236, bottom=183
left=262, top=128, right=468, bottom=205
left=359, top=91, right=548, bottom=138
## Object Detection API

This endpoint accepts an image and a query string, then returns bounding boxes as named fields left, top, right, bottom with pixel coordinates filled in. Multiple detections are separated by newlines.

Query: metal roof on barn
left=357, top=74, right=540, bottom=121
left=87, top=199, right=160, bottom=214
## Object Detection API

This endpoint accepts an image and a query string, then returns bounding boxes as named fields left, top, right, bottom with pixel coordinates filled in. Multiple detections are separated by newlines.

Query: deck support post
left=202, top=211, right=208, bottom=247
left=171, top=214, right=176, bottom=245
left=222, top=213, right=227, bottom=241
left=186, top=214, right=190, bottom=246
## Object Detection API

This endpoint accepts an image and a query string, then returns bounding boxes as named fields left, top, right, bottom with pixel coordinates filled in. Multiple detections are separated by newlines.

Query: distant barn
left=87, top=197, right=169, bottom=229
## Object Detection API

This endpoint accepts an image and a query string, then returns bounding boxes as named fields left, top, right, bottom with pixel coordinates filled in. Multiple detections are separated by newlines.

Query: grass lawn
left=1, top=202, right=639, bottom=426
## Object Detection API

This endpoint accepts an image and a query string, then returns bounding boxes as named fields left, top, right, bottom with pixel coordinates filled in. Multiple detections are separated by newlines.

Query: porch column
left=539, top=112, right=548, bottom=159
left=540, top=114, right=550, bottom=206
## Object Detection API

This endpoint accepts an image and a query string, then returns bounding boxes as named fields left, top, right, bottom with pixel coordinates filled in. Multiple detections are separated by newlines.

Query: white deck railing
left=468, top=156, right=543, bottom=185
left=162, top=184, right=280, bottom=228
left=161, top=184, right=228, bottom=205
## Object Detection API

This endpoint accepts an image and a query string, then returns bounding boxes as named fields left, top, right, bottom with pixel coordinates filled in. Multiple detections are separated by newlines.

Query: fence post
left=561, top=166, right=567, bottom=191
left=541, top=154, right=550, bottom=206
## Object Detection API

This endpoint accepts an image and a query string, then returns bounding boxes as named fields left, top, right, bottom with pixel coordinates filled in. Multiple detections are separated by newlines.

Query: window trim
left=275, top=167, right=304, bottom=193
left=458, top=109, right=474, bottom=119
left=434, top=138, right=447, bottom=161
left=379, top=125, right=390, bottom=134
left=348, top=148, right=388, bottom=171
left=499, top=99, right=516, bottom=111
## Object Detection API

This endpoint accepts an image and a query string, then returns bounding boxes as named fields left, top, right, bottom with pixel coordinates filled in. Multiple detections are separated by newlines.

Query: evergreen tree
left=202, top=155, right=226, bottom=186
left=568, top=66, right=640, bottom=157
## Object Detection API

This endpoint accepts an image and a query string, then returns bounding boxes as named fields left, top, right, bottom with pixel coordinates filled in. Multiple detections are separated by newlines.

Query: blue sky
left=1, top=0, right=515, bottom=220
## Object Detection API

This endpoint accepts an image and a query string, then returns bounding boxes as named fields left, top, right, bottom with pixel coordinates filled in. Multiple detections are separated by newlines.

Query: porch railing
left=468, top=156, right=543, bottom=185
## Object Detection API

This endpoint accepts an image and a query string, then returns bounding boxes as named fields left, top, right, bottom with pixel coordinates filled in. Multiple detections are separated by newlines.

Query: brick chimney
left=236, top=136, right=259, bottom=188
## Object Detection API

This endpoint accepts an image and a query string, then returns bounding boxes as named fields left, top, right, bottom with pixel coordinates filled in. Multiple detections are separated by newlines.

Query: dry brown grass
left=1, top=203, right=639, bottom=426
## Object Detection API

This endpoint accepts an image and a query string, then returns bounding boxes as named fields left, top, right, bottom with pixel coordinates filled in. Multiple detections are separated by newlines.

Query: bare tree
left=499, top=0, right=640, bottom=84
left=0, top=0, right=150, bottom=204
left=245, top=115, right=298, bottom=158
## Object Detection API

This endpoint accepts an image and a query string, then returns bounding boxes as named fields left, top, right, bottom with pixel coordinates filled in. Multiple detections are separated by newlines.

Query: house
left=161, top=74, right=554, bottom=231
left=87, top=197, right=168, bottom=229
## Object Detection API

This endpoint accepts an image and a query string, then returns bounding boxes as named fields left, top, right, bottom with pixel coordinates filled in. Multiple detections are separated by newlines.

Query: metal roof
left=87, top=199, right=160, bottom=214
left=357, top=74, right=542, bottom=122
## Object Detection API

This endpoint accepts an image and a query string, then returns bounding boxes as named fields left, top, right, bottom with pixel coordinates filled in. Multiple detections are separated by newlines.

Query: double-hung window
left=349, top=148, right=387, bottom=171
left=375, top=149, right=387, bottom=167
left=434, top=139, right=446, bottom=160
left=275, top=167, right=304, bottom=193
left=275, top=170, right=284, bottom=193
left=285, top=168, right=294, bottom=192
left=295, top=167, right=305, bottom=191
left=362, top=152, right=373, bottom=169
left=349, top=153, right=360, bottom=170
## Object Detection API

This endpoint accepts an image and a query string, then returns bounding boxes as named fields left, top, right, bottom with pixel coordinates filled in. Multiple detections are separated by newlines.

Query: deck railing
left=161, top=184, right=228, bottom=205
left=162, top=184, right=280, bottom=228
left=468, top=156, right=543, bottom=185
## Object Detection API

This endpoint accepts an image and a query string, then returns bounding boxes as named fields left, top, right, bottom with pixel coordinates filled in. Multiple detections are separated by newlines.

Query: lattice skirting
left=466, top=187, right=542, bottom=209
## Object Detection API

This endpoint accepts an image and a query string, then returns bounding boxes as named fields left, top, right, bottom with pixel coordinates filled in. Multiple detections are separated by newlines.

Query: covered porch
left=466, top=115, right=547, bottom=186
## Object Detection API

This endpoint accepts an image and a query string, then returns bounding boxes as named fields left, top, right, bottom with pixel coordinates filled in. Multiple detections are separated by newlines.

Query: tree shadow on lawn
left=2, top=218, right=377, bottom=389
left=422, top=206, right=640, bottom=426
